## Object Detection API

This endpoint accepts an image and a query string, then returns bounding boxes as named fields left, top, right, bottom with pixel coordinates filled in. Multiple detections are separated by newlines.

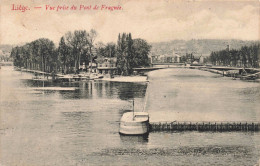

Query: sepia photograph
left=0, top=0, right=260, bottom=165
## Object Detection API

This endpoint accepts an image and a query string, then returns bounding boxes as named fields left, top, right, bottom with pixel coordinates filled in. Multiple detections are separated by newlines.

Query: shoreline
left=13, top=66, right=150, bottom=83
left=197, top=67, right=260, bottom=82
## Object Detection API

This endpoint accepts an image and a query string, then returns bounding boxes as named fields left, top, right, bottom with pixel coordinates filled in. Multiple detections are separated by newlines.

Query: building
left=173, top=52, right=181, bottom=63
left=192, top=54, right=207, bottom=64
left=151, top=54, right=160, bottom=63
left=151, top=51, right=181, bottom=63
left=96, top=57, right=117, bottom=75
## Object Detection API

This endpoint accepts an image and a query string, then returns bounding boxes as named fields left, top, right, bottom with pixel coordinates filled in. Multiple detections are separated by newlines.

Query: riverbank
left=197, top=66, right=260, bottom=81
left=13, top=67, right=149, bottom=83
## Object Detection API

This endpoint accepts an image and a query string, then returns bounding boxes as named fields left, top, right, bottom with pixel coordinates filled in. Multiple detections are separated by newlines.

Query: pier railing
left=149, top=121, right=260, bottom=132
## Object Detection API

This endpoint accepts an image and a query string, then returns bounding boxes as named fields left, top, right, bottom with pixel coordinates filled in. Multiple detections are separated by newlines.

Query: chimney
left=227, top=45, right=230, bottom=51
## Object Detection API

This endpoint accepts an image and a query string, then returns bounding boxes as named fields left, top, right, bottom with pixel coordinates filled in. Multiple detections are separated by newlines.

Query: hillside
left=0, top=44, right=13, bottom=53
left=150, top=39, right=258, bottom=56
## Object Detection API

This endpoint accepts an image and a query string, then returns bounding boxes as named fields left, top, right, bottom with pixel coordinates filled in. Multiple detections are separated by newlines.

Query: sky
left=0, top=0, right=259, bottom=45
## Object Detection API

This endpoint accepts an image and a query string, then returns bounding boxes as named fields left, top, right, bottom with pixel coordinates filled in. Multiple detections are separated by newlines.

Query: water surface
left=0, top=67, right=259, bottom=166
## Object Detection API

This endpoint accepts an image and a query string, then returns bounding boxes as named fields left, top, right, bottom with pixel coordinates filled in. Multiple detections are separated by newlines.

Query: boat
left=119, top=111, right=149, bottom=135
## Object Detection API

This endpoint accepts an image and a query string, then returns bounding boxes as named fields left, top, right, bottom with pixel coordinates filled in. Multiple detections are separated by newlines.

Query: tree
left=97, top=42, right=117, bottom=58
left=58, top=36, right=72, bottom=74
left=65, top=30, right=89, bottom=72
left=87, top=29, right=97, bottom=72
left=252, top=44, right=260, bottom=68
left=10, top=46, right=22, bottom=67
left=116, top=33, right=151, bottom=75
left=209, top=43, right=260, bottom=68
left=132, top=38, right=151, bottom=67
left=116, top=33, right=131, bottom=75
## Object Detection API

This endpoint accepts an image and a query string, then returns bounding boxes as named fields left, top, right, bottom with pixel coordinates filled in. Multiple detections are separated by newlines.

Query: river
left=0, top=66, right=259, bottom=166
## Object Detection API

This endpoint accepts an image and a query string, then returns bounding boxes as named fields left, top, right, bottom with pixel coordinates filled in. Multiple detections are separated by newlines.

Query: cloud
left=0, top=1, right=259, bottom=45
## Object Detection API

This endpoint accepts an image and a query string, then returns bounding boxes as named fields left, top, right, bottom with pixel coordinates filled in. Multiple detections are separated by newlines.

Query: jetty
left=149, top=121, right=260, bottom=132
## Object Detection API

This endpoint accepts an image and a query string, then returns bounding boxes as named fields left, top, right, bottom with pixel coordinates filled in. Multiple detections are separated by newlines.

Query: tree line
left=11, top=30, right=151, bottom=75
left=209, top=44, right=260, bottom=68
left=11, top=29, right=97, bottom=74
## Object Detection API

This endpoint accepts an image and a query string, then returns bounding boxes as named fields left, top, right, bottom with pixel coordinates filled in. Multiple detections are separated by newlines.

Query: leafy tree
left=209, top=43, right=260, bottom=68
left=65, top=30, right=89, bottom=72
left=116, top=33, right=131, bottom=75
left=116, top=33, right=151, bottom=75
left=87, top=29, right=98, bottom=72
left=132, top=38, right=151, bottom=67
left=11, top=47, right=22, bottom=67
left=58, top=36, right=72, bottom=74
left=97, top=42, right=116, bottom=58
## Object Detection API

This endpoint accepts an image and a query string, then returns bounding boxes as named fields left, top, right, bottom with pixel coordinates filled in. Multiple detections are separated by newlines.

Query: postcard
left=0, top=0, right=259, bottom=165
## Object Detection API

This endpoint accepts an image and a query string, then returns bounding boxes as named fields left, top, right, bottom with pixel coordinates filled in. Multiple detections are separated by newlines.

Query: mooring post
left=227, top=123, right=229, bottom=131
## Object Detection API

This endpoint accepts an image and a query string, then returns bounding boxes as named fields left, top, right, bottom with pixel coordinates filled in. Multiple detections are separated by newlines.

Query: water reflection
left=120, top=134, right=149, bottom=143
left=23, top=80, right=148, bottom=101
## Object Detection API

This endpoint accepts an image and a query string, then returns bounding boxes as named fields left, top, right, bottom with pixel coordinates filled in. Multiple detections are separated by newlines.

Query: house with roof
left=96, top=57, right=117, bottom=75
left=192, top=53, right=207, bottom=64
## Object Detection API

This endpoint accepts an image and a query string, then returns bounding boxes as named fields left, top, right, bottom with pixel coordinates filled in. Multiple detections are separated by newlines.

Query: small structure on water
left=119, top=112, right=149, bottom=135
left=119, top=100, right=149, bottom=135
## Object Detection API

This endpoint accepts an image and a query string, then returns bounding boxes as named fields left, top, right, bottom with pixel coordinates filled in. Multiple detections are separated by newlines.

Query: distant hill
left=0, top=45, right=13, bottom=61
left=150, top=39, right=259, bottom=56
left=0, top=44, right=13, bottom=53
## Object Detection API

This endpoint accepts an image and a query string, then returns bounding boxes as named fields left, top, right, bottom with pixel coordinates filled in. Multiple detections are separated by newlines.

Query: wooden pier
left=149, top=121, right=260, bottom=132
